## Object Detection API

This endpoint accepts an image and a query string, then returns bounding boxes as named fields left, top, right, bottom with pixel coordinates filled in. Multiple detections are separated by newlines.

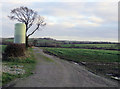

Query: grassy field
left=28, top=38, right=62, bottom=44
left=61, top=44, right=119, bottom=50
left=44, top=48, right=119, bottom=62
left=0, top=45, right=7, bottom=53
left=5, top=39, right=13, bottom=42
left=43, top=48, right=120, bottom=80
left=2, top=48, right=36, bottom=86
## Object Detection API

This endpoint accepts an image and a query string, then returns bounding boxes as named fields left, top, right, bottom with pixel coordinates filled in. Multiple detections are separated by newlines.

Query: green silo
left=14, top=23, right=26, bottom=43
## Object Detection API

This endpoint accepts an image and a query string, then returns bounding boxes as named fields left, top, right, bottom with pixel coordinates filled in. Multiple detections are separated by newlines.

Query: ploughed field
left=43, top=47, right=120, bottom=81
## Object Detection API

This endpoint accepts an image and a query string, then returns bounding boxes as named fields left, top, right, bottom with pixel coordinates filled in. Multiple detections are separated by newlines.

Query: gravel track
left=13, top=47, right=118, bottom=87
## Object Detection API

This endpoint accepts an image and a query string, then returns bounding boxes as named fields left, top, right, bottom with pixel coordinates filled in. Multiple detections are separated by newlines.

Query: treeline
left=63, top=41, right=118, bottom=44
left=1, top=37, right=119, bottom=46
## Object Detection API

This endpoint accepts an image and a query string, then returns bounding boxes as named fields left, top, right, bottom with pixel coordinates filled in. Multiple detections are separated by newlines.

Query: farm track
left=13, top=47, right=118, bottom=87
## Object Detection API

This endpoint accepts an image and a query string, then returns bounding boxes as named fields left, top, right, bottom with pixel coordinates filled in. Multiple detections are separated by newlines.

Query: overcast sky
left=0, top=0, right=119, bottom=42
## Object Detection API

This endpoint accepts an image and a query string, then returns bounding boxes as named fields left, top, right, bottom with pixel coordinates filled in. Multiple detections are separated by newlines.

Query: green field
left=0, top=45, right=7, bottom=53
left=5, top=39, right=13, bottom=42
left=44, top=48, right=119, bottom=62
left=29, top=38, right=62, bottom=44
left=61, top=44, right=119, bottom=50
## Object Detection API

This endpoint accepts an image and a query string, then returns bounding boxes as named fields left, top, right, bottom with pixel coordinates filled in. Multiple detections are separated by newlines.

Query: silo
left=14, top=23, right=26, bottom=43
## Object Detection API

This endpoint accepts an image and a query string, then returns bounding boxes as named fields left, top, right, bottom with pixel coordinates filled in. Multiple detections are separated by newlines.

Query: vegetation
left=2, top=47, right=36, bottom=85
left=28, top=38, right=62, bottom=47
left=2, top=38, right=118, bottom=49
left=4, top=44, right=26, bottom=58
left=2, top=72, right=17, bottom=85
left=4, top=39, right=13, bottom=42
left=61, top=44, right=119, bottom=50
left=44, top=48, right=119, bottom=62
left=0, top=45, right=7, bottom=53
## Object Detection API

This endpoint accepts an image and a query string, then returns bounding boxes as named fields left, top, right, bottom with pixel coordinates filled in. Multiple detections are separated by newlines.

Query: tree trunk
left=25, top=25, right=28, bottom=48
left=26, top=36, right=28, bottom=48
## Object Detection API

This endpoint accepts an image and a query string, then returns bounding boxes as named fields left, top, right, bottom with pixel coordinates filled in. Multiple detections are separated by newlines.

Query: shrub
left=4, top=43, right=26, bottom=58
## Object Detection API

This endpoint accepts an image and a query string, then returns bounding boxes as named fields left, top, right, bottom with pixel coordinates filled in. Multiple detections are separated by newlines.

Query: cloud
left=1, top=1, right=118, bottom=42
left=49, top=36, right=118, bottom=42
left=96, top=2, right=118, bottom=22
left=48, top=22, right=75, bottom=28
left=88, top=16, right=103, bottom=23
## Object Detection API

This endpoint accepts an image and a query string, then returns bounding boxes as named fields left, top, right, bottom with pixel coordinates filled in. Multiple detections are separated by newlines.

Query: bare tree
left=8, top=6, right=46, bottom=47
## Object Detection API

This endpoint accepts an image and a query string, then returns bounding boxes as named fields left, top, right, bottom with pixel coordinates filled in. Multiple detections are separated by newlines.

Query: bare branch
left=27, top=24, right=40, bottom=37
left=8, top=6, right=46, bottom=47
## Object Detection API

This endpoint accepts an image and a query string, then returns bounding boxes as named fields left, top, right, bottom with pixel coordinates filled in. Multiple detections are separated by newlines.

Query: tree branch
left=27, top=24, right=40, bottom=37
left=8, top=6, right=46, bottom=38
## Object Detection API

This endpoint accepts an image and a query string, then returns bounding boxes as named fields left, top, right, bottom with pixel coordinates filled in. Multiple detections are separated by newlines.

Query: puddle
left=106, top=73, right=120, bottom=81
left=111, top=76, right=120, bottom=81
left=81, top=62, right=86, bottom=65
left=71, top=61, right=79, bottom=65
left=74, top=63, right=78, bottom=65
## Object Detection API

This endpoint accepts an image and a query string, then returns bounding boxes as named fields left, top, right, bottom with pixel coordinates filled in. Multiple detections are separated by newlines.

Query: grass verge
left=2, top=47, right=36, bottom=86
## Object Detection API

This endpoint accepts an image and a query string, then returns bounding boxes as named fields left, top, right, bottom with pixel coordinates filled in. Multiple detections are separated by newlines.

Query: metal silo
left=14, top=23, right=26, bottom=43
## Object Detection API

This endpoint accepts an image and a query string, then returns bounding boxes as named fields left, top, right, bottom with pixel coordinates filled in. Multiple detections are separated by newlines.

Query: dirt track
left=13, top=47, right=118, bottom=87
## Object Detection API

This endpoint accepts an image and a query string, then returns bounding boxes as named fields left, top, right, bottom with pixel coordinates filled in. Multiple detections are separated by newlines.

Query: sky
left=0, top=0, right=119, bottom=42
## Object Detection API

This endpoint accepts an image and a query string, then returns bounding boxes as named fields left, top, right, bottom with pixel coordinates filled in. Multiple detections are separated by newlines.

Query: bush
left=4, top=43, right=26, bottom=58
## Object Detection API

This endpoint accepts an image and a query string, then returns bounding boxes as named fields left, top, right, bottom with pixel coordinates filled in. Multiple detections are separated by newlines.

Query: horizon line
left=1, top=37, right=118, bottom=43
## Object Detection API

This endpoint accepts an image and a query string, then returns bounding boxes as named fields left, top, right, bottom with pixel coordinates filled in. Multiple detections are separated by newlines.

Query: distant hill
left=1, top=37, right=118, bottom=45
